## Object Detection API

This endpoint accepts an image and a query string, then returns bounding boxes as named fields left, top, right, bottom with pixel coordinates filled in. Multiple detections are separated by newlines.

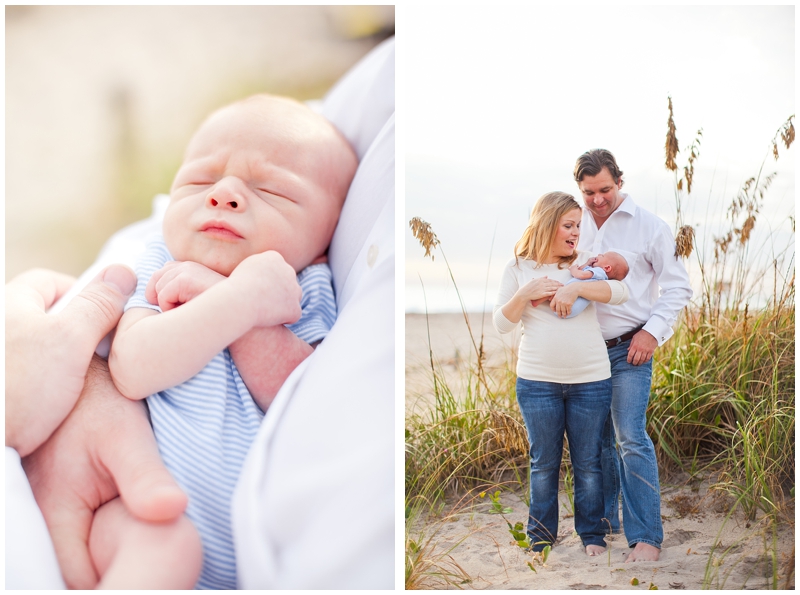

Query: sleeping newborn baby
left=90, top=94, right=357, bottom=589
left=531, top=251, right=629, bottom=318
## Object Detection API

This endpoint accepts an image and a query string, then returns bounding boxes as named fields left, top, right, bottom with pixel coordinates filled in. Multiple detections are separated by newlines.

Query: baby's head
left=162, top=94, right=358, bottom=276
left=594, top=251, right=629, bottom=280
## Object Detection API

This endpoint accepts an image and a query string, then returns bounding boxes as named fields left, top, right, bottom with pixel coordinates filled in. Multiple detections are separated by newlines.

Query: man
left=574, top=149, right=692, bottom=562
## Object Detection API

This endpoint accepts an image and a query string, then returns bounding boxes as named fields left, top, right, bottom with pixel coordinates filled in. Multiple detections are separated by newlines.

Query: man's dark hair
left=574, top=149, right=624, bottom=187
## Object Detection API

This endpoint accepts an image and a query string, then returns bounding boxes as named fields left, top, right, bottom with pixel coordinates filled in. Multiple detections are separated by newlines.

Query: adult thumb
left=56, top=264, right=137, bottom=353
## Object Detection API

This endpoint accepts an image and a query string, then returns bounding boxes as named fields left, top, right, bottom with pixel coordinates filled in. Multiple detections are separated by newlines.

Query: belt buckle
left=605, top=336, right=621, bottom=348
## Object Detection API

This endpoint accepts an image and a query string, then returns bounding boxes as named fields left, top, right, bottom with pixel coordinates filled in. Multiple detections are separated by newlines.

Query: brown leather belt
left=605, top=325, right=645, bottom=349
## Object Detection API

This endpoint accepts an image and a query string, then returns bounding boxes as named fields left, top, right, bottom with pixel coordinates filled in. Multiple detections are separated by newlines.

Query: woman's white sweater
left=493, top=252, right=629, bottom=384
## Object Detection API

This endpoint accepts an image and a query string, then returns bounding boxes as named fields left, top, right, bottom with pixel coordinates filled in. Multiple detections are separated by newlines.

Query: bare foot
left=625, top=542, right=660, bottom=562
left=585, top=544, right=606, bottom=556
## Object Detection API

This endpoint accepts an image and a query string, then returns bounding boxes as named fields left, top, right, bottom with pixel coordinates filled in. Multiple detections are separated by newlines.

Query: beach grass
left=405, top=105, right=794, bottom=588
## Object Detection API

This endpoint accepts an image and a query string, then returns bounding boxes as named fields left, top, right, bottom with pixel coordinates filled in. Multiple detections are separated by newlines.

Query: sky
left=404, top=5, right=795, bottom=312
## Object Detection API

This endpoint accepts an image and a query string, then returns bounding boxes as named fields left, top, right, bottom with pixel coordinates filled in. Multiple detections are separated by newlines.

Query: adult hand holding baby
left=5, top=265, right=135, bottom=455
left=517, top=275, right=563, bottom=303
left=550, top=276, right=616, bottom=318
left=502, top=276, right=564, bottom=321
left=550, top=282, right=582, bottom=318
left=23, top=355, right=190, bottom=589
left=6, top=265, right=188, bottom=588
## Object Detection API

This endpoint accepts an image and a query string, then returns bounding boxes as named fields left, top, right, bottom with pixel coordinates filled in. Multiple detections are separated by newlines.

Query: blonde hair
left=514, top=191, right=582, bottom=269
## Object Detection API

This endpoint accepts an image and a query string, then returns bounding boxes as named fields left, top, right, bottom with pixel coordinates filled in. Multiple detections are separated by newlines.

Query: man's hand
left=23, top=356, right=187, bottom=590
left=627, top=329, right=657, bottom=365
left=229, top=251, right=303, bottom=327
left=5, top=265, right=136, bottom=456
left=146, top=260, right=226, bottom=311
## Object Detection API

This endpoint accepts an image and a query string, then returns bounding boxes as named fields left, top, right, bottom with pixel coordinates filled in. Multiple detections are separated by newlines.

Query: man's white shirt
left=578, top=193, right=692, bottom=346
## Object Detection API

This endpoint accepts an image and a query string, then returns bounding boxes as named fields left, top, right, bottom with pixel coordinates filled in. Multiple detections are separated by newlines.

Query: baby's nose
left=208, top=196, right=239, bottom=209
left=206, top=177, right=246, bottom=210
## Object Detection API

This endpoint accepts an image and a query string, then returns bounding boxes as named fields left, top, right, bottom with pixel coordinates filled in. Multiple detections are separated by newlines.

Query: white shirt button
left=367, top=244, right=378, bottom=267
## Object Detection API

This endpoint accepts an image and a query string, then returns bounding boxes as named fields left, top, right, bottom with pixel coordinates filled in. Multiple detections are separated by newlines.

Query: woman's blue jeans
left=601, top=340, right=663, bottom=549
left=515, top=377, right=612, bottom=551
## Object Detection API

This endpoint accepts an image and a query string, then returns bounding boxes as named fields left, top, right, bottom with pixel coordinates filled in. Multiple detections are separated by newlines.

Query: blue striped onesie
left=125, top=236, right=336, bottom=589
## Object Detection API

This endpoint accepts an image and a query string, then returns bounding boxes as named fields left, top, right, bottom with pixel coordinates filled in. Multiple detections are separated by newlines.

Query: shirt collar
left=582, top=193, right=637, bottom=231
left=614, top=193, right=637, bottom=218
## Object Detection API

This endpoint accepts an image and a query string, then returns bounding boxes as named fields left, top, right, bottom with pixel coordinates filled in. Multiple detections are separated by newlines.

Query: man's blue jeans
left=602, top=340, right=663, bottom=549
left=515, top=377, right=612, bottom=551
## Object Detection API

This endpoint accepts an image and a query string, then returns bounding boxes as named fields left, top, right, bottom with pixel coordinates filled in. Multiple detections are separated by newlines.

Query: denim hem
left=581, top=537, right=608, bottom=548
left=627, top=539, right=661, bottom=550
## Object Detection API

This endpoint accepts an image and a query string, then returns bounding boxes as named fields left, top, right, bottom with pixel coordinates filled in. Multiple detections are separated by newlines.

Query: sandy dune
left=405, top=313, right=794, bottom=590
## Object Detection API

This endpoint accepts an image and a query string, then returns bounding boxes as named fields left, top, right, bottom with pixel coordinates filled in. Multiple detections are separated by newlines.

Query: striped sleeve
left=287, top=263, right=337, bottom=345
left=124, top=235, right=173, bottom=313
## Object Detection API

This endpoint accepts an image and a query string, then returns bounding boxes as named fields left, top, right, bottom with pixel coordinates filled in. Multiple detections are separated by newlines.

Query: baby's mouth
left=200, top=221, right=243, bottom=240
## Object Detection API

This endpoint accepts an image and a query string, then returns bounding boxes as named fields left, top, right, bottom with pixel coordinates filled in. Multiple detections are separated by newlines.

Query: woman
left=493, top=191, right=629, bottom=556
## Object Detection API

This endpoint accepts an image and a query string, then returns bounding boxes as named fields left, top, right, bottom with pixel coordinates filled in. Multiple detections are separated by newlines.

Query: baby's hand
left=146, top=261, right=226, bottom=311
left=530, top=297, right=550, bottom=308
left=569, top=262, right=594, bottom=280
left=228, top=251, right=302, bottom=327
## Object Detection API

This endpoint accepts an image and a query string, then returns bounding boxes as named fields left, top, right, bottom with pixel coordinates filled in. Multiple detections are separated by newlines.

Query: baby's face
left=594, top=252, right=626, bottom=279
left=163, top=96, right=357, bottom=276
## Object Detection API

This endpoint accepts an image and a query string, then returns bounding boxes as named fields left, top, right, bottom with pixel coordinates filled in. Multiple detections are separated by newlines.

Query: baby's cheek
left=162, top=226, right=188, bottom=262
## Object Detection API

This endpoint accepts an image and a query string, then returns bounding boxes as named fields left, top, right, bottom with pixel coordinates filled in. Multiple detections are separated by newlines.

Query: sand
left=405, top=313, right=795, bottom=590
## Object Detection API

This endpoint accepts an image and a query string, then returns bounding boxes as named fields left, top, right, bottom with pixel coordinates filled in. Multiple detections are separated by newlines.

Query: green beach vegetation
left=405, top=103, right=794, bottom=589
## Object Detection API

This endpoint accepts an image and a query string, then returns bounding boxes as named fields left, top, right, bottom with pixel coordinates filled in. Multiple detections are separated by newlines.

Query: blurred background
left=405, top=5, right=794, bottom=312
left=6, top=5, right=394, bottom=281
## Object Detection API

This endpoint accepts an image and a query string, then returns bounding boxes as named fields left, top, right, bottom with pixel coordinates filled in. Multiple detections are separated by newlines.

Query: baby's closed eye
left=255, top=187, right=297, bottom=204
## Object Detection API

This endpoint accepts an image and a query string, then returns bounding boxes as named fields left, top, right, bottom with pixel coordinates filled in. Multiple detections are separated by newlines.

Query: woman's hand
left=501, top=276, right=563, bottom=323
left=516, top=276, right=564, bottom=302
left=550, top=283, right=582, bottom=318
left=551, top=280, right=616, bottom=318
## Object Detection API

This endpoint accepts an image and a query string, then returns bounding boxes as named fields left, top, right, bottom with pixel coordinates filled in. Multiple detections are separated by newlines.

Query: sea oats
left=682, top=130, right=702, bottom=194
left=771, top=115, right=795, bottom=159
left=665, top=96, right=679, bottom=171
left=675, top=225, right=695, bottom=258
left=738, top=215, right=756, bottom=245
left=409, top=217, right=440, bottom=261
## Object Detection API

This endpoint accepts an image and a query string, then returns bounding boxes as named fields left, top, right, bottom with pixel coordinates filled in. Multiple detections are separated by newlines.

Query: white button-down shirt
left=578, top=193, right=692, bottom=346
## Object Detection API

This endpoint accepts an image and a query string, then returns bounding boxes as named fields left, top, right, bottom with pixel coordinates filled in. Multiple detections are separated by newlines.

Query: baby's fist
left=229, top=251, right=302, bottom=327
left=146, top=261, right=225, bottom=311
